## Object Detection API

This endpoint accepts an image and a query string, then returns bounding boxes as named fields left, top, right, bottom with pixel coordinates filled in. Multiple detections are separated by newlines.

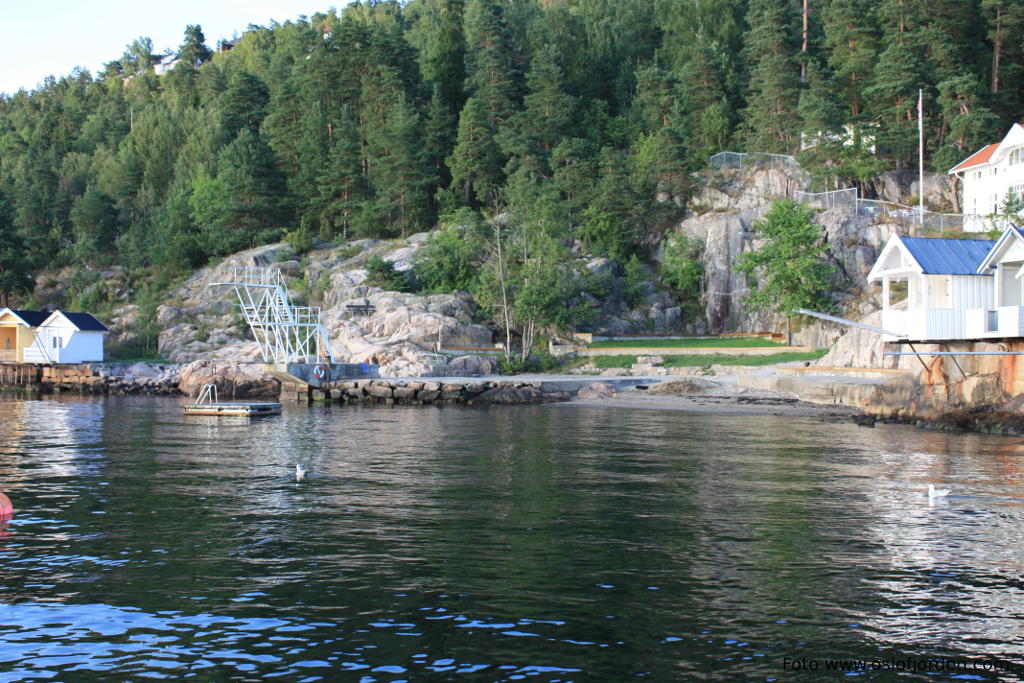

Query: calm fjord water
left=2, top=395, right=1024, bottom=681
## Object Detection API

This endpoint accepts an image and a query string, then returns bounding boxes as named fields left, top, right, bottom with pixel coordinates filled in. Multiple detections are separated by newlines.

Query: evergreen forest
left=0, top=0, right=1020, bottom=302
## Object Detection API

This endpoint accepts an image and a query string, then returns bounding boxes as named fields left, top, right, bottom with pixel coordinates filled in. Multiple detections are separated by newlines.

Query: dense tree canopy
left=0, top=0, right=1017, bottom=290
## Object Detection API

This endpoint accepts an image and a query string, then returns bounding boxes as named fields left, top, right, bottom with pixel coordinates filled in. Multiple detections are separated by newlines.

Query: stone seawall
left=288, top=379, right=573, bottom=406
left=0, top=363, right=181, bottom=395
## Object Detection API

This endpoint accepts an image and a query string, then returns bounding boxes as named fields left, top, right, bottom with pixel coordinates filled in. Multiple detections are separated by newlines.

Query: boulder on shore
left=178, top=360, right=280, bottom=398
left=577, top=382, right=616, bottom=399
left=648, top=378, right=716, bottom=396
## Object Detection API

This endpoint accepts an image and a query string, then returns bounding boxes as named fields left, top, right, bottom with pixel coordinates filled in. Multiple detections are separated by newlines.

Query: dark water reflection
left=2, top=395, right=1024, bottom=680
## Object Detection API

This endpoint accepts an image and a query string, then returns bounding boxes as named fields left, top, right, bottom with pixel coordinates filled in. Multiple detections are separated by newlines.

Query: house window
left=52, top=336, right=59, bottom=349
left=1011, top=148, right=1024, bottom=165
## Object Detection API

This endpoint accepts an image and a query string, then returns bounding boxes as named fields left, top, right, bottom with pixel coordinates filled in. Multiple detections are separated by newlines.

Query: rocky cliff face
left=145, top=238, right=497, bottom=377
left=864, top=170, right=959, bottom=213
left=670, top=166, right=958, bottom=347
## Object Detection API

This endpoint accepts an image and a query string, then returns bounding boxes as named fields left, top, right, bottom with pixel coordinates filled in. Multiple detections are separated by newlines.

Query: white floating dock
left=184, top=383, right=280, bottom=416
left=183, top=401, right=281, bottom=417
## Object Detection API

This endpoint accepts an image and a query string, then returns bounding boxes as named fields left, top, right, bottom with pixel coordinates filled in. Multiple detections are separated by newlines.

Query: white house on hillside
left=948, top=123, right=1024, bottom=232
left=867, top=235, right=996, bottom=341
left=23, top=311, right=108, bottom=364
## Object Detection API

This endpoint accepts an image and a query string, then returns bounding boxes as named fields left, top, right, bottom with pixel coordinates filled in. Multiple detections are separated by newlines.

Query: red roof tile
left=949, top=143, right=999, bottom=173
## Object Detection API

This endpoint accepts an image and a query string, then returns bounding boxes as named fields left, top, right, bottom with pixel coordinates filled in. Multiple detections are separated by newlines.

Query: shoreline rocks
left=324, top=379, right=571, bottom=406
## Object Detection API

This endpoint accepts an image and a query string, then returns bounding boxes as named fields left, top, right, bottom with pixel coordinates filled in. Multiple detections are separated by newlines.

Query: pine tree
left=551, top=138, right=599, bottom=213
left=679, top=43, right=734, bottom=164
left=866, top=38, right=925, bottom=162
left=798, top=59, right=843, bottom=143
left=424, top=85, right=456, bottom=189
left=70, top=185, right=119, bottom=262
left=0, top=193, right=35, bottom=307
left=821, top=0, right=879, bottom=119
left=370, top=96, right=436, bottom=237
left=499, top=44, right=576, bottom=179
left=982, top=0, right=1024, bottom=116
left=179, top=25, right=213, bottom=68
left=198, top=130, right=288, bottom=254
left=578, top=147, right=643, bottom=261
left=463, top=0, right=519, bottom=129
left=219, top=71, right=270, bottom=137
left=935, top=75, right=1001, bottom=165
left=448, top=96, right=503, bottom=207
left=423, top=0, right=467, bottom=115
left=315, top=105, right=368, bottom=241
left=741, top=0, right=802, bottom=153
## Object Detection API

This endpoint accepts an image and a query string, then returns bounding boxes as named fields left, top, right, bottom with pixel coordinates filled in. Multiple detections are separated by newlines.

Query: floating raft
left=183, top=401, right=281, bottom=417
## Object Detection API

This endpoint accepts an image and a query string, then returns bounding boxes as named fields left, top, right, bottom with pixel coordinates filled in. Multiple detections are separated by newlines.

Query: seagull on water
left=295, top=463, right=307, bottom=482
left=928, top=484, right=951, bottom=504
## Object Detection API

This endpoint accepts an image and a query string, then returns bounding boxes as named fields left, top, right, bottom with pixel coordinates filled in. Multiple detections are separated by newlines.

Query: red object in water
left=0, top=492, right=12, bottom=519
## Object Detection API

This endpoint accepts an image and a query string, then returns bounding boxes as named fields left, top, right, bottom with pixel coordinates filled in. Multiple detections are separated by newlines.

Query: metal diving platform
left=210, top=266, right=378, bottom=387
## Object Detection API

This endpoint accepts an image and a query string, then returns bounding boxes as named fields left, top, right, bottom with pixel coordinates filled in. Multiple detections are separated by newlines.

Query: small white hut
left=967, top=224, right=1024, bottom=337
left=23, top=311, right=109, bottom=364
left=867, top=235, right=996, bottom=341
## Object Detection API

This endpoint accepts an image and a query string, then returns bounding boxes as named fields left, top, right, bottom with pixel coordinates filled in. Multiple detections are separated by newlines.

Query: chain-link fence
left=855, top=199, right=963, bottom=234
left=709, top=151, right=799, bottom=171
left=790, top=189, right=964, bottom=234
left=792, top=188, right=857, bottom=210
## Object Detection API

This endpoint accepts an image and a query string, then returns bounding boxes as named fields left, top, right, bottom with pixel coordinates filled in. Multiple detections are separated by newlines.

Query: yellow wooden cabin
left=0, top=309, right=49, bottom=363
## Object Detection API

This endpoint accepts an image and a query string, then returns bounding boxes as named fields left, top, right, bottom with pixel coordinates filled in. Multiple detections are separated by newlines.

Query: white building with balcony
left=868, top=235, right=996, bottom=341
left=948, top=123, right=1024, bottom=233
left=967, top=224, right=1024, bottom=338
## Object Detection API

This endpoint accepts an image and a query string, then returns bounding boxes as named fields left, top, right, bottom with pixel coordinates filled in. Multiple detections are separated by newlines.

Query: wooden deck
left=183, top=401, right=281, bottom=417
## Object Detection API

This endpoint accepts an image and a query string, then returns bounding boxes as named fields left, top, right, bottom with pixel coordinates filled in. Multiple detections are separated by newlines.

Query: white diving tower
left=212, top=266, right=335, bottom=365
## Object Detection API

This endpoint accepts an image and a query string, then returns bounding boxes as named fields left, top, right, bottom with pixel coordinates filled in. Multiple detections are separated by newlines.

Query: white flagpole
left=918, top=88, right=924, bottom=224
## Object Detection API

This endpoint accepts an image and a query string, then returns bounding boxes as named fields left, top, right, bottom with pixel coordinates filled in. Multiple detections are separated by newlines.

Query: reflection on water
left=1, top=394, right=1024, bottom=680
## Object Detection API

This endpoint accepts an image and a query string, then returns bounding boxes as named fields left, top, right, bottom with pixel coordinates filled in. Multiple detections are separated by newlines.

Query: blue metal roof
left=901, top=237, right=996, bottom=275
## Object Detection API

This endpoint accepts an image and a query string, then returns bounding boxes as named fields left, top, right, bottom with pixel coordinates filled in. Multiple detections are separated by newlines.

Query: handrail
left=196, top=383, right=218, bottom=404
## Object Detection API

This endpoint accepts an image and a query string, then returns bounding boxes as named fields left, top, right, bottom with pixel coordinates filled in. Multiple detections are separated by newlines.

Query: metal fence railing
left=855, top=199, right=963, bottom=234
left=789, top=187, right=964, bottom=234
left=792, top=188, right=858, bottom=210
left=709, top=151, right=799, bottom=171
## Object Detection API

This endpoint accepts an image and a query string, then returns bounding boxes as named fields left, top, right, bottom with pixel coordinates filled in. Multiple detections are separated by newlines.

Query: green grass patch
left=588, top=350, right=827, bottom=369
left=587, top=337, right=786, bottom=349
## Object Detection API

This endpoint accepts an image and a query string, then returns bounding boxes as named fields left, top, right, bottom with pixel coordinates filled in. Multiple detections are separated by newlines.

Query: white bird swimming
left=295, top=463, right=307, bottom=482
left=928, top=484, right=951, bottom=502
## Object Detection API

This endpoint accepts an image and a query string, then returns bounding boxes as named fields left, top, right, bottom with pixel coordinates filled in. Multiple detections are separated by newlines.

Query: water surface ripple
left=2, top=395, right=1024, bottom=680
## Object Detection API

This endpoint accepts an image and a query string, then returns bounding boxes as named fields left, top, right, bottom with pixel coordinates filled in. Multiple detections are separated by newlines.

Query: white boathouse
left=23, top=311, right=108, bottom=364
left=867, top=235, right=996, bottom=341
left=967, top=224, right=1024, bottom=337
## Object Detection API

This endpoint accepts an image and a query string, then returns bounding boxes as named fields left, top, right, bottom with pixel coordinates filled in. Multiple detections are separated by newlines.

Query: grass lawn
left=588, top=350, right=828, bottom=369
left=587, top=337, right=788, bottom=349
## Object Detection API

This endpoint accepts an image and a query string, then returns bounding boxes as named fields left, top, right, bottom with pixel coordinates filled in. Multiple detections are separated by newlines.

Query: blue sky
left=1, top=0, right=321, bottom=95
